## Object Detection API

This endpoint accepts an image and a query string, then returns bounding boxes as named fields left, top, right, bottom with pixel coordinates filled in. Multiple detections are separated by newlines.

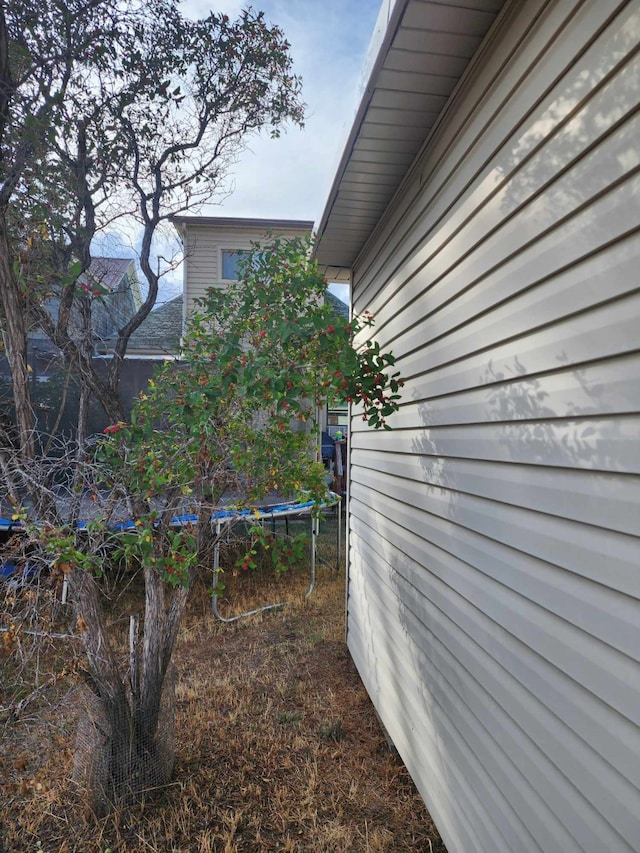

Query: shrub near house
left=20, top=236, right=401, bottom=813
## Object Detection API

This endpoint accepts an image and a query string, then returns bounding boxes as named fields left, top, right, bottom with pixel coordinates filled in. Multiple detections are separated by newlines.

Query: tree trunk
left=0, top=5, right=10, bottom=145
left=70, top=568, right=133, bottom=811
left=0, top=216, right=35, bottom=460
left=71, top=566, right=181, bottom=813
left=139, top=563, right=188, bottom=730
left=0, top=8, right=35, bottom=462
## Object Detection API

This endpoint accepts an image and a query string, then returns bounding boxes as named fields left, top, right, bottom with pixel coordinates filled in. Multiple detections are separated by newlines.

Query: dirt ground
left=0, top=519, right=446, bottom=852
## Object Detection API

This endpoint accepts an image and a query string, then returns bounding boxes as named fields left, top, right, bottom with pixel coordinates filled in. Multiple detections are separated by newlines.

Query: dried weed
left=0, top=516, right=446, bottom=852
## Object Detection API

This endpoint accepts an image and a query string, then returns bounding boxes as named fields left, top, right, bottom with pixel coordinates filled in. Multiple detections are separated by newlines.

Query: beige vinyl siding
left=346, top=1, right=640, bottom=851
left=183, top=226, right=239, bottom=314
left=183, top=224, right=310, bottom=315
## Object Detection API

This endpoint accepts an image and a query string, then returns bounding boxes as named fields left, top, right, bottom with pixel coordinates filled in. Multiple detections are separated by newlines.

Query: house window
left=221, top=249, right=246, bottom=281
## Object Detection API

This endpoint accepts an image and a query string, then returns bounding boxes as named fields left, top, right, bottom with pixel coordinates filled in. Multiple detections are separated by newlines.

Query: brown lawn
left=0, top=515, right=446, bottom=852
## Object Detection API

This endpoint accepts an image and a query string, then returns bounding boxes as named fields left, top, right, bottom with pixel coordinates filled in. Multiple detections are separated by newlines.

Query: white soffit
left=314, top=0, right=506, bottom=270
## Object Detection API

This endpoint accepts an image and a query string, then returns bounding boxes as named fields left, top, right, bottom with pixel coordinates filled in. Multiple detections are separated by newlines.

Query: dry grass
left=0, top=515, right=446, bottom=852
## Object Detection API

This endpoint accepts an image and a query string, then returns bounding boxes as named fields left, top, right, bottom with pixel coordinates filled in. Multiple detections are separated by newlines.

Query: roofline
left=90, top=256, right=135, bottom=262
left=171, top=215, right=314, bottom=234
left=313, top=0, right=409, bottom=260
left=313, top=0, right=509, bottom=270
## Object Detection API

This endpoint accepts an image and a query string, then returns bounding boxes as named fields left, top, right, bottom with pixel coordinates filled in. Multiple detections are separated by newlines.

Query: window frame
left=219, top=248, right=249, bottom=282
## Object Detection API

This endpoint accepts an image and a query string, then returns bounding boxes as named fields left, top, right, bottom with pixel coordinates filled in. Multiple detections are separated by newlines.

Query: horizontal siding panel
left=377, top=217, right=640, bottom=365
left=347, top=572, right=542, bottom=853
left=349, top=501, right=640, bottom=792
left=342, top=1, right=640, bottom=851
left=351, top=414, right=640, bottom=473
left=355, top=0, right=637, bottom=310
left=363, top=48, right=640, bottom=320
left=349, top=482, right=640, bottom=727
left=350, top=451, right=640, bottom=536
left=348, top=551, right=636, bottom=852
left=345, top=628, right=484, bottom=853
left=185, top=224, right=309, bottom=276
left=395, top=291, right=640, bottom=401
left=396, top=353, right=640, bottom=427
left=351, top=466, right=640, bottom=618
left=365, top=162, right=640, bottom=359
left=348, top=523, right=640, bottom=849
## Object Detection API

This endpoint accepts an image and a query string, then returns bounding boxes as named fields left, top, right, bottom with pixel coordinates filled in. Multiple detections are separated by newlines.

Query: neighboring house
left=125, top=216, right=318, bottom=357
left=315, top=2, right=640, bottom=853
left=85, top=257, right=142, bottom=350
left=120, top=216, right=346, bottom=425
left=171, top=216, right=348, bottom=432
left=110, top=295, right=185, bottom=418
left=30, top=256, right=142, bottom=360
left=2, top=257, right=143, bottom=432
left=324, top=291, right=350, bottom=438
left=21, top=256, right=142, bottom=425
left=171, top=215, right=314, bottom=316
left=323, top=290, right=349, bottom=322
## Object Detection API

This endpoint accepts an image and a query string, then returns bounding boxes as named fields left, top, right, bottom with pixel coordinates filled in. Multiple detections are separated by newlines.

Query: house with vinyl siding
left=28, top=257, right=142, bottom=361
left=0, top=257, right=143, bottom=434
left=314, top=1, right=640, bottom=851
left=170, top=216, right=314, bottom=317
left=117, top=216, right=348, bottom=434
left=109, top=217, right=314, bottom=408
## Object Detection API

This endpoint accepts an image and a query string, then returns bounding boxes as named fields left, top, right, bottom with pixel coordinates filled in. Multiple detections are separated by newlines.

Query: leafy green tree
left=9, top=236, right=401, bottom=812
left=0, top=0, right=304, bottom=469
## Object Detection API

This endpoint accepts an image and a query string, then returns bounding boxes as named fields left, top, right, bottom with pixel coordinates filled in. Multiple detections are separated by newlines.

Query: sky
left=96, top=0, right=382, bottom=305
left=180, top=0, right=380, bottom=222
left=182, top=0, right=383, bottom=305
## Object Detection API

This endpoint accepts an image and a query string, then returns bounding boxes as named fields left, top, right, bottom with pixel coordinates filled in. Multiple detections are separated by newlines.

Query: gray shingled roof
left=123, top=289, right=348, bottom=357
left=126, top=295, right=183, bottom=355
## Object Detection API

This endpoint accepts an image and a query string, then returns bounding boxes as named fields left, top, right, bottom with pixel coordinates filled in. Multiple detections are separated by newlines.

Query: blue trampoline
left=1, top=494, right=342, bottom=620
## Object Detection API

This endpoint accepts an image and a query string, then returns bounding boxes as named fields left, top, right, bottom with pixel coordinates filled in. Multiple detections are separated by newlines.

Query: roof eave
left=313, top=0, right=409, bottom=269
left=313, top=0, right=507, bottom=271
left=171, top=215, right=314, bottom=239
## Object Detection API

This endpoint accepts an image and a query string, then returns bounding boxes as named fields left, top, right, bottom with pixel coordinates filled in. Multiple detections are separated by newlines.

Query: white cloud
left=180, top=0, right=381, bottom=224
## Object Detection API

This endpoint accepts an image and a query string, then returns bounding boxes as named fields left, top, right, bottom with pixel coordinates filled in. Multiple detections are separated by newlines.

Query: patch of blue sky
left=180, top=0, right=381, bottom=223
